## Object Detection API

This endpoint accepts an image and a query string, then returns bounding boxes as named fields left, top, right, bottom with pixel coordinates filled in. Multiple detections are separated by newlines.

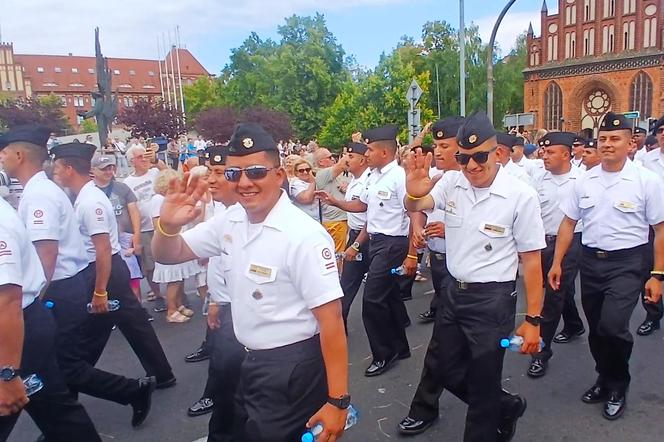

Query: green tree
left=183, top=77, right=225, bottom=117
left=79, top=118, right=98, bottom=134
left=493, top=32, right=527, bottom=128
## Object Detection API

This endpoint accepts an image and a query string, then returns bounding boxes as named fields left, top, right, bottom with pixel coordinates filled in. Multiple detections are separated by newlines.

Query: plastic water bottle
left=23, top=374, right=44, bottom=396
left=301, top=405, right=359, bottom=442
left=86, top=299, right=120, bottom=313
left=44, top=301, right=54, bottom=309
left=500, top=335, right=545, bottom=352
left=390, top=265, right=406, bottom=276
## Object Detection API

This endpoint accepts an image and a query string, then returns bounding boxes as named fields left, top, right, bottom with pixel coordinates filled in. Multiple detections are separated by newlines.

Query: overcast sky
left=3, top=0, right=547, bottom=73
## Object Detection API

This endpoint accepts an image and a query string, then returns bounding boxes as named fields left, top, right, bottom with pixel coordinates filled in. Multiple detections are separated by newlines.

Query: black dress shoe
left=603, top=392, right=626, bottom=420
left=397, top=350, right=411, bottom=360
left=497, top=393, right=527, bottom=442
left=418, top=310, right=435, bottom=323
left=553, top=327, right=585, bottom=344
left=581, top=384, right=609, bottom=404
left=527, top=357, right=548, bottom=378
left=187, top=397, right=214, bottom=417
left=155, top=375, right=177, bottom=390
left=131, top=376, right=156, bottom=427
left=185, top=346, right=210, bottom=363
left=397, top=416, right=437, bottom=435
left=637, top=320, right=660, bottom=336
left=364, top=354, right=398, bottom=377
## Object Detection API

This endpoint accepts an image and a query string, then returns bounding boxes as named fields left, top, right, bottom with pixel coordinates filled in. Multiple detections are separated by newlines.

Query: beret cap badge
left=213, top=155, right=222, bottom=163
left=613, top=119, right=620, bottom=126
left=544, top=139, right=550, bottom=146
left=468, top=134, right=477, bottom=144
left=242, top=138, right=254, bottom=149
left=436, top=131, right=444, bottom=138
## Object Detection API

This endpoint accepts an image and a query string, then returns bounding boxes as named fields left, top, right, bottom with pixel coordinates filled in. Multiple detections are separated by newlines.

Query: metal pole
left=157, top=37, right=165, bottom=105
left=459, top=0, right=466, bottom=116
left=435, top=63, right=441, bottom=119
left=168, top=30, right=178, bottom=111
left=162, top=34, right=172, bottom=109
left=487, top=0, right=517, bottom=123
left=175, top=26, right=186, bottom=122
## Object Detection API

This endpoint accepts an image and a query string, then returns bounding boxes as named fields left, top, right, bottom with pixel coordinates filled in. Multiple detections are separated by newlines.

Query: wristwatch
left=351, top=241, right=361, bottom=252
left=0, top=366, right=18, bottom=382
left=650, top=272, right=664, bottom=281
left=525, top=315, right=543, bottom=326
left=327, top=394, right=351, bottom=409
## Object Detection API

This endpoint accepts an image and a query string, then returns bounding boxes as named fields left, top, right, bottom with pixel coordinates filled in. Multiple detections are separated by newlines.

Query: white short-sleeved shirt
left=360, top=160, right=409, bottom=237
left=122, top=168, right=160, bottom=232
left=560, top=160, right=664, bottom=250
left=642, top=148, right=664, bottom=177
left=535, top=167, right=584, bottom=235
left=430, top=167, right=546, bottom=282
left=206, top=203, right=233, bottom=305
left=182, top=192, right=343, bottom=350
left=503, top=159, right=536, bottom=188
left=0, top=198, right=46, bottom=309
left=17, top=171, right=88, bottom=281
left=74, top=181, right=121, bottom=263
left=571, top=157, right=587, bottom=171
left=345, top=168, right=370, bottom=231
left=289, top=178, right=319, bottom=221
left=634, top=147, right=648, bottom=163
left=513, top=157, right=544, bottom=178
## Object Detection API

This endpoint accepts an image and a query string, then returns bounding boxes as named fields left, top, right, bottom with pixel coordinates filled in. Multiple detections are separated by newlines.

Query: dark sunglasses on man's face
left=297, top=168, right=312, bottom=173
left=454, top=146, right=497, bottom=166
left=224, top=166, right=274, bottom=182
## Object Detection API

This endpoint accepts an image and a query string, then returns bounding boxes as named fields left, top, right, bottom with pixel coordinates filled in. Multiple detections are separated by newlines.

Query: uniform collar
left=23, top=170, right=48, bottom=192
left=377, top=159, right=398, bottom=175
left=586, top=159, right=638, bottom=181
left=227, top=190, right=292, bottom=232
left=456, top=166, right=511, bottom=199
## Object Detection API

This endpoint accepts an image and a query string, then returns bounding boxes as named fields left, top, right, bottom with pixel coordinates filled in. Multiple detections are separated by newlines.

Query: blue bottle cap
left=301, top=432, right=314, bottom=442
left=44, top=301, right=54, bottom=309
left=499, top=338, right=510, bottom=348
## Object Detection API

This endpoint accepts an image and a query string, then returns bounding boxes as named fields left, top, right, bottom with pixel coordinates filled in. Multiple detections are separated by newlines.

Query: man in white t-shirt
left=123, top=146, right=164, bottom=309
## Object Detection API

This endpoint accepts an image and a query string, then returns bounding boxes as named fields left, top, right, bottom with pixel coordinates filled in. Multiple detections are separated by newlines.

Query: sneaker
left=153, top=297, right=167, bottom=313
left=167, top=311, right=190, bottom=323
left=178, top=306, right=195, bottom=317
left=187, top=397, right=214, bottom=417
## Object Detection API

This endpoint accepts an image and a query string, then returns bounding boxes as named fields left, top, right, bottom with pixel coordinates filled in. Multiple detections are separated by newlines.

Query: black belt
left=368, top=233, right=407, bottom=241
left=582, top=244, right=646, bottom=260
left=454, top=280, right=515, bottom=291
left=244, top=334, right=320, bottom=356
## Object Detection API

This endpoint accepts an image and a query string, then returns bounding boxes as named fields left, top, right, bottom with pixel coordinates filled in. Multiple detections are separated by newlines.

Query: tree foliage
left=0, top=94, right=71, bottom=133
left=193, top=107, right=237, bottom=143
left=117, top=100, right=183, bottom=139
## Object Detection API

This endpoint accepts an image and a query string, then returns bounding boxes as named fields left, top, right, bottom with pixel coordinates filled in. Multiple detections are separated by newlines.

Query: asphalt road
left=11, top=271, right=664, bottom=442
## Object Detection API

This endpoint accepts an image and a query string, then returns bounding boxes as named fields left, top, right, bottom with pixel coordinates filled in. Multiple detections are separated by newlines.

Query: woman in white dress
left=150, top=169, right=199, bottom=323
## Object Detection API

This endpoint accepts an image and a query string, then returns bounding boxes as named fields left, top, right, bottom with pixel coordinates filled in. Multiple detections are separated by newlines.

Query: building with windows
left=0, top=41, right=211, bottom=131
left=524, top=0, right=663, bottom=137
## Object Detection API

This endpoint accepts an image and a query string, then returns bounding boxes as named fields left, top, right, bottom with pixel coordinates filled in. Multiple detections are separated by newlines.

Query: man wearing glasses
left=404, top=112, right=545, bottom=442
left=152, top=123, right=350, bottom=442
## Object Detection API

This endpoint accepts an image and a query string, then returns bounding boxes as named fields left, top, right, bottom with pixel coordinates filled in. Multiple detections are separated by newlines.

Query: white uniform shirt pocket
left=478, top=222, right=510, bottom=238
left=243, top=263, right=278, bottom=314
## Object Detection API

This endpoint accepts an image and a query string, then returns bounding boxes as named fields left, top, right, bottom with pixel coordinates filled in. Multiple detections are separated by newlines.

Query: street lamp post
left=460, top=0, right=466, bottom=116
left=487, top=0, right=517, bottom=123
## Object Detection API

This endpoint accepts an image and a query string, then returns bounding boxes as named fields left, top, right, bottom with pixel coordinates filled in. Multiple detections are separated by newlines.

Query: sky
left=3, top=0, right=551, bottom=74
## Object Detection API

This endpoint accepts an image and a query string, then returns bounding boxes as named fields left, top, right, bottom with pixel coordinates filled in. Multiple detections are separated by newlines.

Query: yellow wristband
left=94, top=291, right=108, bottom=297
left=406, top=193, right=426, bottom=201
left=157, top=218, right=181, bottom=237
left=406, top=254, right=418, bottom=260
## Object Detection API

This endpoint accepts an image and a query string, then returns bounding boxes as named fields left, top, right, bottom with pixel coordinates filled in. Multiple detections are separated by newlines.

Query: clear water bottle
left=23, top=374, right=44, bottom=396
left=301, top=404, right=359, bottom=442
left=390, top=265, right=406, bottom=276
left=500, top=335, right=545, bottom=352
left=86, top=299, right=120, bottom=313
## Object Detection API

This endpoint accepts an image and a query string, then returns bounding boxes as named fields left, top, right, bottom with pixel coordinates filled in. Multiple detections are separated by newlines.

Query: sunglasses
left=454, top=147, right=497, bottom=165
left=297, top=167, right=312, bottom=173
left=224, top=166, right=274, bottom=182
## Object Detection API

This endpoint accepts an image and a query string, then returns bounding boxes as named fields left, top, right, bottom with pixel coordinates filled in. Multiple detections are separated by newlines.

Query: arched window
left=630, top=71, right=653, bottom=119
left=544, top=82, right=563, bottom=130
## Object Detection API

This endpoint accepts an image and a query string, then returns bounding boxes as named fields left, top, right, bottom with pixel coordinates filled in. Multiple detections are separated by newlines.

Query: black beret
left=633, top=127, right=647, bottom=135
left=0, top=124, right=51, bottom=150
left=51, top=142, right=97, bottom=161
left=432, top=116, right=465, bottom=140
left=650, top=116, right=664, bottom=134
left=599, top=112, right=631, bottom=132
left=364, top=125, right=399, bottom=144
left=572, top=136, right=586, bottom=145
left=347, top=142, right=368, bottom=155
left=645, top=135, right=658, bottom=147
left=496, top=133, right=517, bottom=149
left=207, top=145, right=228, bottom=166
left=227, top=123, right=277, bottom=156
left=539, top=131, right=576, bottom=149
left=456, top=111, right=496, bottom=150
left=513, top=136, right=525, bottom=146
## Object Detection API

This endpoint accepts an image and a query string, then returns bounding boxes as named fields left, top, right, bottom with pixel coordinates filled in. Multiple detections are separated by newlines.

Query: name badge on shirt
left=249, top=264, right=272, bottom=278
left=480, top=222, right=509, bottom=238
left=614, top=200, right=638, bottom=213
left=377, top=190, right=391, bottom=200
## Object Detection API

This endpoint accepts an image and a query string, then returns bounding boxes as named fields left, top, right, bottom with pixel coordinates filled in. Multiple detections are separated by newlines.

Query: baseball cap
left=91, top=154, right=117, bottom=169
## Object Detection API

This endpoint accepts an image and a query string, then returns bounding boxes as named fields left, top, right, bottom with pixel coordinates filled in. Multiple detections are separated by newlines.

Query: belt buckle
left=596, top=251, right=609, bottom=259
left=244, top=346, right=250, bottom=353
left=456, top=281, right=468, bottom=290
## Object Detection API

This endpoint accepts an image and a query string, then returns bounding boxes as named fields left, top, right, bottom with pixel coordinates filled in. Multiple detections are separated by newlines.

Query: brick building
left=524, top=0, right=664, bottom=138
left=0, top=41, right=211, bottom=131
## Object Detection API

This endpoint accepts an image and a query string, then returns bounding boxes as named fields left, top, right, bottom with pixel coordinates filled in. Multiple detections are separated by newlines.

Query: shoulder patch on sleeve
left=318, top=245, right=338, bottom=275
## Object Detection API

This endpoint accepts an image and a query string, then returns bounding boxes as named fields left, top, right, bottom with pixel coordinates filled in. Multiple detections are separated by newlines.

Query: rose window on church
left=584, top=90, right=611, bottom=116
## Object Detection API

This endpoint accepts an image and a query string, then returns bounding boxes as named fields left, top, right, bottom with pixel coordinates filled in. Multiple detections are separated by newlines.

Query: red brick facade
left=524, top=0, right=664, bottom=137
left=1, top=42, right=210, bottom=132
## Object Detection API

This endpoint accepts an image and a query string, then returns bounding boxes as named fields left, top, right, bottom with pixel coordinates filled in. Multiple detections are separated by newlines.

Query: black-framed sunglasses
left=224, top=166, right=274, bottom=182
left=454, top=146, right=497, bottom=166
left=296, top=167, right=312, bottom=173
